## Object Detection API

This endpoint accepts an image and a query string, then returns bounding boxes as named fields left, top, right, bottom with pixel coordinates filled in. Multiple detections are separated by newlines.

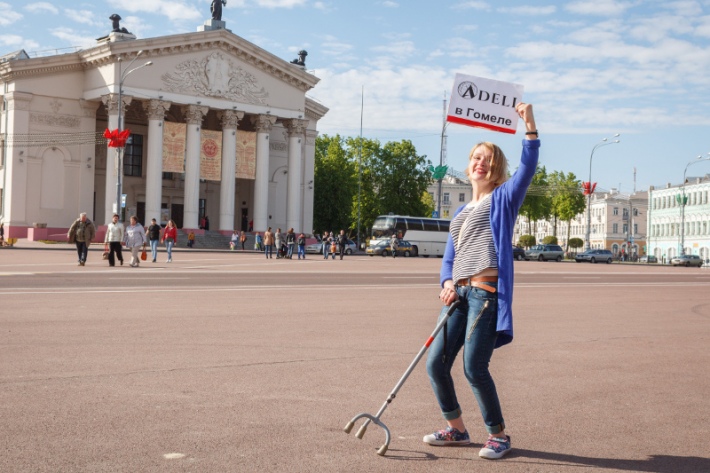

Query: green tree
left=549, top=171, right=586, bottom=250
left=542, top=235, right=558, bottom=244
left=568, top=237, right=584, bottom=252
left=519, top=234, right=536, bottom=248
left=313, top=135, right=356, bottom=234
left=519, top=165, right=552, bottom=235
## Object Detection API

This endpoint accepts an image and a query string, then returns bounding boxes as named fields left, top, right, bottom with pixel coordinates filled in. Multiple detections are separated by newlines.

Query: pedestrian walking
left=264, top=227, right=274, bottom=259
left=423, top=102, right=539, bottom=460
left=123, top=216, right=147, bottom=267
left=104, top=213, right=124, bottom=267
left=161, top=219, right=177, bottom=262
left=297, top=233, right=306, bottom=259
left=239, top=231, right=247, bottom=250
left=286, top=228, right=296, bottom=259
left=337, top=230, right=348, bottom=260
left=146, top=218, right=161, bottom=262
left=67, top=212, right=96, bottom=266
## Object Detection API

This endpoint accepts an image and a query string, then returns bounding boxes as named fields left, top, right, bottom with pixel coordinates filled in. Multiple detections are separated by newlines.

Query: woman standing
left=123, top=216, right=147, bottom=267
left=239, top=231, right=247, bottom=250
left=286, top=228, right=296, bottom=259
left=275, top=228, right=283, bottom=258
left=146, top=218, right=161, bottom=263
left=423, top=103, right=539, bottom=460
left=161, top=220, right=177, bottom=262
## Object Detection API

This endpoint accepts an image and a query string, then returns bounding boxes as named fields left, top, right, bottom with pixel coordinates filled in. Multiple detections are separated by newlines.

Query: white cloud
left=452, top=1, right=491, bottom=11
left=381, top=1, right=399, bottom=7
left=50, top=27, right=99, bottom=48
left=695, top=16, right=710, bottom=38
left=25, top=2, right=58, bottom=14
left=313, top=65, right=451, bottom=134
left=497, top=5, right=557, bottom=15
left=0, top=34, right=39, bottom=50
left=254, top=0, right=307, bottom=7
left=565, top=0, right=636, bottom=16
left=0, top=2, right=23, bottom=26
left=663, top=0, right=704, bottom=17
left=371, top=40, right=417, bottom=64
left=65, top=9, right=102, bottom=27
left=115, top=0, right=201, bottom=22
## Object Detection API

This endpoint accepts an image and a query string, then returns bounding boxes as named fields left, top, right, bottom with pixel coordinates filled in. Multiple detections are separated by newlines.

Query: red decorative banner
left=236, top=130, right=256, bottom=180
left=162, top=122, right=186, bottom=173
left=582, top=182, right=597, bottom=195
left=104, top=128, right=131, bottom=148
left=200, top=129, right=222, bottom=181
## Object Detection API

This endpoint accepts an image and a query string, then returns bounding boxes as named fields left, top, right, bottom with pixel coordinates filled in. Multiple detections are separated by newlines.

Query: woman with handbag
left=161, top=220, right=177, bottom=263
left=123, top=215, right=147, bottom=267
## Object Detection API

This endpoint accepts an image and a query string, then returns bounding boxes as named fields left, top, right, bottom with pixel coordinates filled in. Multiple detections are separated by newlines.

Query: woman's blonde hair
left=467, top=142, right=509, bottom=188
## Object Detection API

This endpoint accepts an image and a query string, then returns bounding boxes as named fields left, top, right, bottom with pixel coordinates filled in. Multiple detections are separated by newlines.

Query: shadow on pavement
left=383, top=448, right=710, bottom=472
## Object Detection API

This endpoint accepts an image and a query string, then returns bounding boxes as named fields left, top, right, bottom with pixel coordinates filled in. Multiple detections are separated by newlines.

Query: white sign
left=447, top=73, right=524, bottom=134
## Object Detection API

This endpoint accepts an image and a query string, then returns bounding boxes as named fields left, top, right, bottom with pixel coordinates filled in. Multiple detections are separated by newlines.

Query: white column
left=183, top=104, right=208, bottom=229
left=143, top=100, right=171, bottom=224
left=2, top=92, right=33, bottom=227
left=101, top=93, right=131, bottom=221
left=251, top=114, right=276, bottom=232
left=218, top=110, right=243, bottom=231
left=284, top=119, right=309, bottom=232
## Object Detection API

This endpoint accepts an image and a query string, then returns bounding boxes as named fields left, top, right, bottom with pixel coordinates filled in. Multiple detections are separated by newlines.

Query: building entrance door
left=171, top=204, right=184, bottom=229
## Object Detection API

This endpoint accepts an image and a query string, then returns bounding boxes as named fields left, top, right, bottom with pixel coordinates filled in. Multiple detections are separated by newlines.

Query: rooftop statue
left=211, top=0, right=227, bottom=21
left=290, top=50, right=308, bottom=67
left=109, top=14, right=132, bottom=34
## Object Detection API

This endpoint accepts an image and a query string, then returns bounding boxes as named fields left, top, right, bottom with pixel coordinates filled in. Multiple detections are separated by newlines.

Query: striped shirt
left=450, top=194, right=497, bottom=283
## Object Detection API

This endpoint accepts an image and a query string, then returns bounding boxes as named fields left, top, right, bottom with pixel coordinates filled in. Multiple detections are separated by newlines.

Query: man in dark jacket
left=67, top=212, right=96, bottom=266
left=337, top=230, right=348, bottom=260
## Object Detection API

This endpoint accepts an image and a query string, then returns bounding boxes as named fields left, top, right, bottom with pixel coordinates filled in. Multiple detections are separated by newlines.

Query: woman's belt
left=456, top=276, right=498, bottom=293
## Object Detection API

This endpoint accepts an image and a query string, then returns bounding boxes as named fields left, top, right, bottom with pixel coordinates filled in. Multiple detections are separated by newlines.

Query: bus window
left=394, top=220, right=407, bottom=236
left=423, top=220, right=439, bottom=232
left=439, top=220, right=450, bottom=232
left=405, top=218, right=423, bottom=231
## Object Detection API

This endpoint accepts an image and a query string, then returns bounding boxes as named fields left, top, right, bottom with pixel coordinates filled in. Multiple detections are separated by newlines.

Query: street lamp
left=585, top=134, right=621, bottom=251
left=115, top=51, right=152, bottom=220
left=679, top=153, right=710, bottom=255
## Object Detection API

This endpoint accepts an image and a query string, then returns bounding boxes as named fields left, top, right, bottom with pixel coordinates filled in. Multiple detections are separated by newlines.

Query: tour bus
left=370, top=215, right=450, bottom=257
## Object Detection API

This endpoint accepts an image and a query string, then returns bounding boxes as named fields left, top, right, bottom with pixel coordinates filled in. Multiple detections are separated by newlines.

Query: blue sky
left=2, top=0, right=710, bottom=193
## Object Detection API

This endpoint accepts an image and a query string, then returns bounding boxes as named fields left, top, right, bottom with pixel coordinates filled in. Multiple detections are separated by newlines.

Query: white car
left=305, top=238, right=357, bottom=255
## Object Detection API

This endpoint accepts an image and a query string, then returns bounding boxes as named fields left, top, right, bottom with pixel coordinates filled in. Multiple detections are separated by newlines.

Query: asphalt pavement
left=1, top=245, right=709, bottom=472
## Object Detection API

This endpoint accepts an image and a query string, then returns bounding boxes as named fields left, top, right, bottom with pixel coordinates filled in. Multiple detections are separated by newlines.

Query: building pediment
left=84, top=29, right=319, bottom=93
left=161, top=51, right=269, bottom=105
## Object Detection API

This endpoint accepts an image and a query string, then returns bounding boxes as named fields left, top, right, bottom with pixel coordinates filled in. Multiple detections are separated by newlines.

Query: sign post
left=447, top=73, right=524, bottom=134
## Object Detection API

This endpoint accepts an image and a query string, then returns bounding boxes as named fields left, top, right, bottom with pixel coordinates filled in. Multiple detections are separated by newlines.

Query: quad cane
left=344, top=300, right=461, bottom=456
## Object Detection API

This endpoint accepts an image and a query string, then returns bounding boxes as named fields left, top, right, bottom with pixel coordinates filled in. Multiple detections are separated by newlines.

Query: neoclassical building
left=0, top=17, right=327, bottom=240
left=647, top=176, right=710, bottom=261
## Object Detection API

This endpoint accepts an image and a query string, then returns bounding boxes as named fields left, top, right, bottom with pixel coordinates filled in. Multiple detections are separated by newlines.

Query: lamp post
left=679, top=153, right=710, bottom=255
left=585, top=134, right=620, bottom=251
left=115, top=51, right=152, bottom=220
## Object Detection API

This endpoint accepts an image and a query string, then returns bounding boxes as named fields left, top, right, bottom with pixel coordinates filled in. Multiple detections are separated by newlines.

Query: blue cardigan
left=440, top=139, right=540, bottom=348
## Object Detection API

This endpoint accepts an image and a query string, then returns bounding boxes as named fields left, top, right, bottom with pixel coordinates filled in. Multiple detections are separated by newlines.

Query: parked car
left=366, top=239, right=417, bottom=257
left=670, top=254, right=703, bottom=267
left=575, top=249, right=613, bottom=264
left=525, top=244, right=564, bottom=262
left=513, top=246, right=526, bottom=261
left=639, top=255, right=658, bottom=263
left=305, top=238, right=357, bottom=255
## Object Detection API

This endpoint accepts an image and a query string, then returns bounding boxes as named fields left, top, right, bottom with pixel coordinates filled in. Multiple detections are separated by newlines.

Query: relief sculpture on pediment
left=161, top=52, right=269, bottom=105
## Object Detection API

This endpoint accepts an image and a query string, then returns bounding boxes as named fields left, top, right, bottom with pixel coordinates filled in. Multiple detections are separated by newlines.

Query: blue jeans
left=287, top=244, right=294, bottom=258
left=75, top=241, right=88, bottom=262
left=323, top=243, right=329, bottom=259
left=425, top=282, right=505, bottom=435
left=150, top=239, right=159, bottom=261
left=298, top=245, right=305, bottom=259
left=265, top=244, right=273, bottom=258
left=165, top=239, right=174, bottom=260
